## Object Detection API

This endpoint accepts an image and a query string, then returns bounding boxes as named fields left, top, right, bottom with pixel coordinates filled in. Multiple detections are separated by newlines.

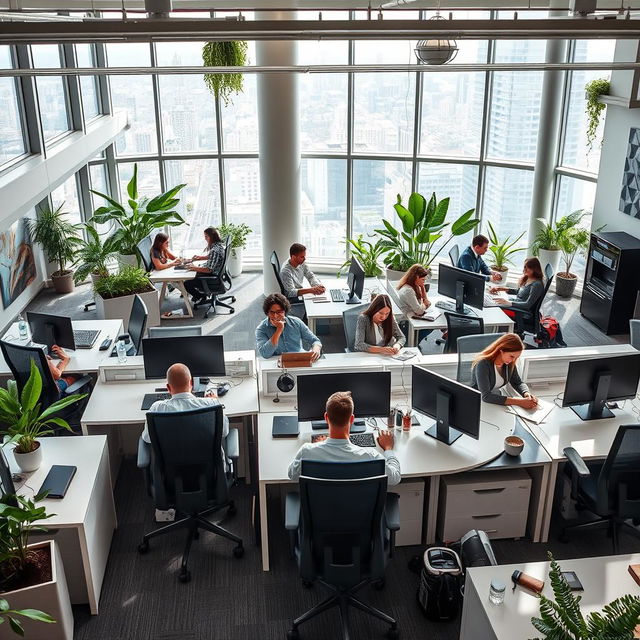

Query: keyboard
left=141, top=391, right=205, bottom=410
left=483, top=294, right=497, bottom=308
left=330, top=288, right=344, bottom=303
left=73, top=329, right=100, bottom=348
left=349, top=432, right=376, bottom=448
left=435, top=300, right=476, bottom=316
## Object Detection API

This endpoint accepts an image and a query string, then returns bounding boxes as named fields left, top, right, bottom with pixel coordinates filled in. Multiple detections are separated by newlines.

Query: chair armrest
left=284, top=492, right=300, bottom=531
left=65, top=375, right=92, bottom=394
left=137, top=438, right=151, bottom=468
left=384, top=492, right=401, bottom=532
left=225, top=428, right=240, bottom=460
left=563, top=447, right=591, bottom=477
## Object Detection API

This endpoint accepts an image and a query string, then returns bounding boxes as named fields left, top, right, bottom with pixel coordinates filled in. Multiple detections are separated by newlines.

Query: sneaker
left=155, top=508, right=175, bottom=522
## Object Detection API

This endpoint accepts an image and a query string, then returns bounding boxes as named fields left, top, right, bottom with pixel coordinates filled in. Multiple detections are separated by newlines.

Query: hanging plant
left=202, top=41, right=248, bottom=106
left=584, top=78, right=610, bottom=152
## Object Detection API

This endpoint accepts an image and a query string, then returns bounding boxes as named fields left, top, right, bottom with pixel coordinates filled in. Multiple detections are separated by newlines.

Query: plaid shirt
left=204, top=242, right=225, bottom=274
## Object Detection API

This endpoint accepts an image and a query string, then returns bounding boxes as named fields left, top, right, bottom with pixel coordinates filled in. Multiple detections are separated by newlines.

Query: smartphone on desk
left=38, top=465, right=77, bottom=499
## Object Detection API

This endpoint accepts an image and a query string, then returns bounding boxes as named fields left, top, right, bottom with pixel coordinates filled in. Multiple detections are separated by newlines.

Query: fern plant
left=202, top=41, right=248, bottom=106
left=585, top=78, right=610, bottom=152
left=486, top=221, right=526, bottom=271
left=530, top=553, right=640, bottom=639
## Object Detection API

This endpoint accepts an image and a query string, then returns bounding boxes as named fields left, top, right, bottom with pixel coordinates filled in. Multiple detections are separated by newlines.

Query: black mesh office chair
left=456, top=333, right=505, bottom=386
left=269, top=250, right=307, bottom=323
left=137, top=405, right=243, bottom=582
left=449, top=244, right=460, bottom=267
left=630, top=319, right=640, bottom=350
left=510, top=263, right=554, bottom=340
left=136, top=235, right=154, bottom=273
left=284, top=460, right=400, bottom=640
left=193, top=239, right=236, bottom=319
left=0, top=340, right=92, bottom=433
left=441, top=312, right=484, bottom=354
left=560, top=424, right=640, bottom=554
left=342, top=304, right=368, bottom=352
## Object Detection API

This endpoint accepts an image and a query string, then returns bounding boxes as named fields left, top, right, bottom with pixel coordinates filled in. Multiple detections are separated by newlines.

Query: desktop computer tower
left=580, top=231, right=640, bottom=334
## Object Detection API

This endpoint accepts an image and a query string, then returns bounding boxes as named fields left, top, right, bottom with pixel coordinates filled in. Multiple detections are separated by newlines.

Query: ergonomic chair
left=456, top=332, right=505, bottom=386
left=136, top=235, right=154, bottom=273
left=137, top=405, right=243, bottom=582
left=438, top=312, right=485, bottom=355
left=510, top=263, right=554, bottom=340
left=192, top=238, right=236, bottom=318
left=630, top=319, right=640, bottom=350
left=449, top=244, right=460, bottom=268
left=342, top=304, right=368, bottom=352
left=269, top=250, right=307, bottom=323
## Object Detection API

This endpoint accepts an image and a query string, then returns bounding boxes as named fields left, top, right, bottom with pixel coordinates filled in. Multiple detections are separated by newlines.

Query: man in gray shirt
left=280, top=242, right=325, bottom=299
left=287, top=391, right=401, bottom=486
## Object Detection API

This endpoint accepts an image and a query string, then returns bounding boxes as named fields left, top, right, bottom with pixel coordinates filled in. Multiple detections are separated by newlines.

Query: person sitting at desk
left=255, top=293, right=322, bottom=360
left=46, top=345, right=78, bottom=393
left=396, top=264, right=431, bottom=319
left=287, top=391, right=400, bottom=486
left=490, top=257, right=545, bottom=319
left=457, top=234, right=501, bottom=283
left=183, top=227, right=226, bottom=303
left=280, top=243, right=325, bottom=299
left=150, top=232, right=180, bottom=271
left=354, top=294, right=406, bottom=355
left=471, top=333, right=538, bottom=408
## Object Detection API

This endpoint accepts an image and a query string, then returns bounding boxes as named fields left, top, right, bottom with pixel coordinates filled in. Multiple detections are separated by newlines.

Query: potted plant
left=338, top=235, right=385, bottom=278
left=93, top=265, right=160, bottom=330
left=486, top=221, right=526, bottom=285
left=555, top=218, right=592, bottom=299
left=90, top=164, right=187, bottom=266
left=0, top=361, right=86, bottom=473
left=27, top=204, right=83, bottom=295
left=375, top=192, right=480, bottom=280
left=585, top=77, right=610, bottom=152
left=0, top=494, right=74, bottom=639
left=531, top=553, right=640, bottom=638
left=202, top=41, right=248, bottom=106
left=72, top=225, right=119, bottom=287
left=531, top=218, right=562, bottom=277
left=0, top=596, right=54, bottom=636
left=219, top=222, right=252, bottom=278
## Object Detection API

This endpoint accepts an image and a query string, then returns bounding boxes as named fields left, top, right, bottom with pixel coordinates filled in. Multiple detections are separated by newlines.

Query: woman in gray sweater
left=490, top=257, right=545, bottom=318
left=471, top=333, right=538, bottom=407
left=354, top=294, right=406, bottom=355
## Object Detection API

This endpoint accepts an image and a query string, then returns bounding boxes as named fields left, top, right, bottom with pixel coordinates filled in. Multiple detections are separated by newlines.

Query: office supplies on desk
left=349, top=432, right=376, bottom=447
left=508, top=399, right=554, bottom=425
left=561, top=571, right=584, bottom=591
left=280, top=351, right=314, bottom=368
left=511, top=569, right=544, bottom=594
left=99, top=338, right=112, bottom=351
left=217, top=382, right=231, bottom=397
left=39, top=464, right=77, bottom=499
left=272, top=416, right=299, bottom=438
left=310, top=296, right=329, bottom=303
left=73, top=329, right=100, bottom=348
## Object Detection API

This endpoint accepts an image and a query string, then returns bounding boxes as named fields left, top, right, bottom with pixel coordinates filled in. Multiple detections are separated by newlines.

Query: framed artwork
left=620, top=127, right=640, bottom=219
left=0, top=217, right=37, bottom=309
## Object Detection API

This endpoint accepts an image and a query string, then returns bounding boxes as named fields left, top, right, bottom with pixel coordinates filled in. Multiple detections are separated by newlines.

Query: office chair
left=510, top=264, right=554, bottom=340
left=342, top=304, right=368, bottom=352
left=137, top=405, right=243, bottom=582
left=147, top=325, right=203, bottom=338
left=630, top=319, right=640, bottom=350
left=0, top=340, right=92, bottom=433
left=269, top=250, right=307, bottom=323
left=560, top=424, right=640, bottom=554
left=439, top=312, right=485, bottom=355
left=193, top=240, right=236, bottom=319
left=136, top=235, right=154, bottom=273
left=449, top=244, right=460, bottom=267
left=285, top=460, right=400, bottom=640
left=222, top=235, right=233, bottom=291
left=456, top=332, right=505, bottom=386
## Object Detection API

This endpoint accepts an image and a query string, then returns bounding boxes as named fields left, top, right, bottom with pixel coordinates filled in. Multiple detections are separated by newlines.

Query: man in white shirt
left=287, top=391, right=401, bottom=486
left=280, top=242, right=326, bottom=299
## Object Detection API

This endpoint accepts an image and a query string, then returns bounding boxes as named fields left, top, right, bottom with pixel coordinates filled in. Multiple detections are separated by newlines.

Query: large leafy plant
left=93, top=265, right=154, bottom=300
left=531, top=553, right=640, bottom=639
left=0, top=361, right=86, bottom=454
left=73, top=225, right=119, bottom=284
left=486, top=221, right=526, bottom=270
left=375, top=192, right=480, bottom=272
left=339, top=235, right=385, bottom=278
left=532, top=211, right=589, bottom=257
left=219, top=222, right=252, bottom=250
left=90, top=164, right=187, bottom=258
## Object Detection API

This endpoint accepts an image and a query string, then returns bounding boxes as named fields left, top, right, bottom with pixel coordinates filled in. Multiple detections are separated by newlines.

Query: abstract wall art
left=620, top=126, right=640, bottom=219
left=0, top=216, right=37, bottom=309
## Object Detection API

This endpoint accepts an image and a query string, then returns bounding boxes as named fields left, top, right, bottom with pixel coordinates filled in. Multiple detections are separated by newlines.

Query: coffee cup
left=504, top=435, right=524, bottom=456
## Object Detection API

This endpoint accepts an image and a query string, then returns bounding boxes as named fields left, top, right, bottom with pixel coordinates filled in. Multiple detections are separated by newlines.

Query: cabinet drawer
left=443, top=484, right=531, bottom=518
left=438, top=511, right=528, bottom=542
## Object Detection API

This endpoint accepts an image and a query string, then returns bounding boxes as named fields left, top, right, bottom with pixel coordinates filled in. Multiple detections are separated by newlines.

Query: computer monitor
left=141, top=336, right=226, bottom=381
left=297, top=371, right=391, bottom=421
left=438, top=264, right=486, bottom=315
left=412, top=365, right=481, bottom=445
left=562, top=353, right=640, bottom=421
left=26, top=311, right=75, bottom=350
left=345, top=256, right=365, bottom=305
left=0, top=448, right=17, bottom=505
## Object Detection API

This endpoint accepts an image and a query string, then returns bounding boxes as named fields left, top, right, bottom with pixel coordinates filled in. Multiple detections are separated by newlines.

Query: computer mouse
left=217, top=382, right=231, bottom=397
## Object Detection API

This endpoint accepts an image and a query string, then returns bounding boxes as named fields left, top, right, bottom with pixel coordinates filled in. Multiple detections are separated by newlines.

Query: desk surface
left=149, top=265, right=197, bottom=282
left=464, top=553, right=640, bottom=640
left=0, top=319, right=123, bottom=375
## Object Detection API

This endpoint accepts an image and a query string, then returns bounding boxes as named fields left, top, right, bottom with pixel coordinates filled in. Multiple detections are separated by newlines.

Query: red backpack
left=536, top=315, right=567, bottom=348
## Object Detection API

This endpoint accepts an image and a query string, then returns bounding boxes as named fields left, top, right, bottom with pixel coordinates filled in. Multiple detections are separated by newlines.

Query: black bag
left=417, top=547, right=462, bottom=621
left=535, top=315, right=567, bottom=349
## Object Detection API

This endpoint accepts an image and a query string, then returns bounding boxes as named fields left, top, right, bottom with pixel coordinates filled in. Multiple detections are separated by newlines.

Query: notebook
left=508, top=398, right=554, bottom=424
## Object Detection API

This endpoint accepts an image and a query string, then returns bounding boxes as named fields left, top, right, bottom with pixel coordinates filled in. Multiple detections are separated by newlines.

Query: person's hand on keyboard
left=377, top=430, right=395, bottom=451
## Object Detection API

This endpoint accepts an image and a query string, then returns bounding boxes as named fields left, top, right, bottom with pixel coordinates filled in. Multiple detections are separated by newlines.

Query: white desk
left=149, top=266, right=197, bottom=318
left=257, top=401, right=516, bottom=570
left=460, top=553, right=640, bottom=640
left=0, top=319, right=123, bottom=376
left=10, top=436, right=116, bottom=615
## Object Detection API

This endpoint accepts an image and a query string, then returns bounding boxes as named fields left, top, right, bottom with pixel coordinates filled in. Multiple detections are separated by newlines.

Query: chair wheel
left=387, top=626, right=399, bottom=639
left=287, top=629, right=300, bottom=640
left=138, top=541, right=149, bottom=554
left=373, top=578, right=385, bottom=590
left=227, top=503, right=237, bottom=517
left=178, top=569, right=191, bottom=583
left=233, top=544, right=244, bottom=558
left=229, top=309, right=235, bottom=313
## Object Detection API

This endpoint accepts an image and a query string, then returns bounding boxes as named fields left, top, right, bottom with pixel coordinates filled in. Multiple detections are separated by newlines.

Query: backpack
left=535, top=315, right=567, bottom=349
left=417, top=547, right=463, bottom=621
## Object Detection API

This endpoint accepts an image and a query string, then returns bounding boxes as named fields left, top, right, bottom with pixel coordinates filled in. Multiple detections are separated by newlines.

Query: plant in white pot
left=0, top=361, right=86, bottom=473
left=27, top=204, right=83, bottom=295
left=219, top=222, right=252, bottom=277
left=531, top=218, right=561, bottom=278
left=486, top=221, right=526, bottom=285
left=0, top=493, right=74, bottom=639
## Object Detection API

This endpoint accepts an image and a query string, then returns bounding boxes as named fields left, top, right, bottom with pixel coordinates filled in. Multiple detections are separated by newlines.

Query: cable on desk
left=553, top=392, right=564, bottom=408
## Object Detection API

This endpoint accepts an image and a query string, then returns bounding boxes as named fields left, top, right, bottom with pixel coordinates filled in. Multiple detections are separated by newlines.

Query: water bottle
left=116, top=339, right=128, bottom=364
left=17, top=313, right=28, bottom=340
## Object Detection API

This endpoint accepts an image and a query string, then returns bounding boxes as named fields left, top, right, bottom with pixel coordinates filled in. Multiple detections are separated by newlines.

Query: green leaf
left=430, top=197, right=450, bottom=228
left=19, top=361, right=42, bottom=413
left=146, top=184, right=187, bottom=212
left=451, top=210, right=479, bottom=235
left=393, top=204, right=415, bottom=234
left=16, top=609, right=55, bottom=624
left=407, top=193, right=426, bottom=224
left=89, top=190, right=125, bottom=214
left=381, top=219, right=399, bottom=237
left=8, top=616, right=24, bottom=636
left=38, top=394, right=86, bottom=421
left=127, top=163, right=138, bottom=200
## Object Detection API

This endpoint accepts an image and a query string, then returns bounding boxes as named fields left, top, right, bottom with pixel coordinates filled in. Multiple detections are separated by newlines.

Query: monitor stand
left=570, top=372, right=615, bottom=421
left=344, top=294, right=361, bottom=305
left=344, top=272, right=361, bottom=304
left=454, top=281, right=474, bottom=316
left=423, top=390, right=464, bottom=445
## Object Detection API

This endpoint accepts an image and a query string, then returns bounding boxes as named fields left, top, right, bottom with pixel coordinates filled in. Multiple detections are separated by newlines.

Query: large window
left=51, top=174, right=82, bottom=230
left=224, top=159, right=262, bottom=256
left=32, top=45, right=70, bottom=143
left=75, top=44, right=100, bottom=122
left=0, top=46, right=26, bottom=166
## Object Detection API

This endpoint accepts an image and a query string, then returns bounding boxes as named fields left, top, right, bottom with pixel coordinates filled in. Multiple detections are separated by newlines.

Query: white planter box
left=95, top=288, right=160, bottom=332
left=0, top=540, right=73, bottom=640
left=228, top=247, right=243, bottom=277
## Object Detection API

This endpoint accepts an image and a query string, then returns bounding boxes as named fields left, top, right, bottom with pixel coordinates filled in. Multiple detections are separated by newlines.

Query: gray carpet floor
left=24, top=273, right=637, bottom=640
